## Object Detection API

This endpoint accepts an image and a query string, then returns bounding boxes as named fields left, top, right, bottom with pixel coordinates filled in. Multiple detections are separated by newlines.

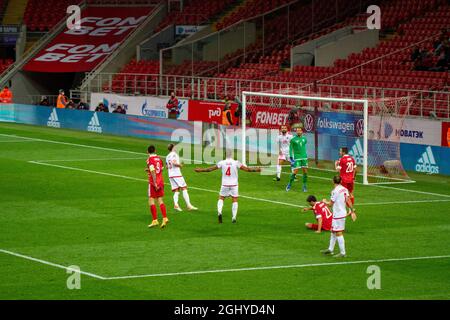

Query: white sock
left=328, top=233, right=337, bottom=252
left=276, top=165, right=282, bottom=179
left=217, top=199, right=224, bottom=215
left=173, top=192, right=179, bottom=207
left=232, top=202, right=238, bottom=220
left=182, top=189, right=192, bottom=207
left=337, top=235, right=346, bottom=255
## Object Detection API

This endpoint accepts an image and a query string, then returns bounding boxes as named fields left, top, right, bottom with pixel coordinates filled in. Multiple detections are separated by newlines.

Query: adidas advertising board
left=47, top=108, right=61, bottom=128
left=415, top=146, right=439, bottom=174
left=349, top=139, right=364, bottom=166
left=87, top=113, right=103, bottom=133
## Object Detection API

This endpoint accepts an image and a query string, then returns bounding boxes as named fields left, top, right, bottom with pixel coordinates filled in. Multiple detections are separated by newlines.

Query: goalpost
left=241, top=90, right=413, bottom=185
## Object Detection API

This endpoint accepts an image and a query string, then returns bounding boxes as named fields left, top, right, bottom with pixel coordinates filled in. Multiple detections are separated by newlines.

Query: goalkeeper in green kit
left=286, top=127, right=308, bottom=192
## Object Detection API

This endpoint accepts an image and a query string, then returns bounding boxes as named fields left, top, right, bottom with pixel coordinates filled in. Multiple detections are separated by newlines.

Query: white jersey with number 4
left=217, top=159, right=242, bottom=186
left=166, top=151, right=182, bottom=178
left=331, top=184, right=349, bottom=219
left=278, top=133, right=293, bottom=155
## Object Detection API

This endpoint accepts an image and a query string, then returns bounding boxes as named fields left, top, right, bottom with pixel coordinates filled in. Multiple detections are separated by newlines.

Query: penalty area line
left=28, top=161, right=450, bottom=208
left=28, top=161, right=305, bottom=209
left=2, top=248, right=448, bottom=281
left=0, top=249, right=105, bottom=280
left=103, top=254, right=450, bottom=280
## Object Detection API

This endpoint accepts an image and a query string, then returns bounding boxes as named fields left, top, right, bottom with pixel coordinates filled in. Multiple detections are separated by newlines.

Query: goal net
left=240, top=90, right=414, bottom=185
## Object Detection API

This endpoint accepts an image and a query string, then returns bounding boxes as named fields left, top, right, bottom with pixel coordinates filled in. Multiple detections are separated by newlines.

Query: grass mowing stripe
left=0, top=249, right=105, bottom=280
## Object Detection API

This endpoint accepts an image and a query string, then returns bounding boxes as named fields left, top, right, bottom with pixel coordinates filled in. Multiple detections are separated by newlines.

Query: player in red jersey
left=302, top=195, right=332, bottom=233
left=145, top=145, right=168, bottom=229
left=335, top=147, right=357, bottom=204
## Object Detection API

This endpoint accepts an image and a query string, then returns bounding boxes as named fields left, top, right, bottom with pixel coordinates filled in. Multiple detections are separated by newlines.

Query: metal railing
left=81, top=72, right=450, bottom=119
left=159, top=0, right=372, bottom=77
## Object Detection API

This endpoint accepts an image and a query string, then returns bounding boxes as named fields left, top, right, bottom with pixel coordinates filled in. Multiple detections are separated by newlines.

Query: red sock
left=150, top=205, right=157, bottom=220
left=160, top=203, right=167, bottom=218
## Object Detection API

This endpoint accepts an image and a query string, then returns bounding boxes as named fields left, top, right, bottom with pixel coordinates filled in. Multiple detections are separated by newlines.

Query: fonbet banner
left=23, top=7, right=152, bottom=72
left=90, top=93, right=189, bottom=120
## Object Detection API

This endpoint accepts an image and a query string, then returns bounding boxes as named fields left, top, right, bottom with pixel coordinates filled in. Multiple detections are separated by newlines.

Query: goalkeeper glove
left=289, top=157, right=295, bottom=166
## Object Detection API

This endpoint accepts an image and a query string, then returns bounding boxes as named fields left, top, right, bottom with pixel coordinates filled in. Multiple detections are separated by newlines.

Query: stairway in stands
left=2, top=0, right=28, bottom=24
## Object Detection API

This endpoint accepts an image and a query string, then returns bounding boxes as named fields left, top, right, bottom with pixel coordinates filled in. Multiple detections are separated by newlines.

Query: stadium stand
left=23, top=0, right=76, bottom=31
left=155, top=0, right=239, bottom=33
left=93, top=0, right=450, bottom=118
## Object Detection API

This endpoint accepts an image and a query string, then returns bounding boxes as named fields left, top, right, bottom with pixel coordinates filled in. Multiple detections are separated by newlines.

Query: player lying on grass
left=195, top=150, right=261, bottom=224
left=286, top=127, right=308, bottom=193
left=335, top=147, right=357, bottom=204
left=145, top=145, right=169, bottom=229
left=320, top=176, right=357, bottom=258
left=302, top=195, right=332, bottom=233
left=166, top=143, right=198, bottom=212
left=273, top=125, right=293, bottom=182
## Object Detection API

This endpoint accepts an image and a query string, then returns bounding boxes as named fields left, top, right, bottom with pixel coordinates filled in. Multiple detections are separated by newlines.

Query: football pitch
left=0, top=122, right=449, bottom=300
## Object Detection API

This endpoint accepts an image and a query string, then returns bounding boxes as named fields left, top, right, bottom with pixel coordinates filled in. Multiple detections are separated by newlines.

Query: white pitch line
left=355, top=199, right=450, bottom=206
left=28, top=161, right=450, bottom=208
left=28, top=161, right=305, bottom=208
left=2, top=248, right=449, bottom=281
left=0, top=249, right=105, bottom=280
left=3, top=132, right=449, bottom=199
left=104, top=255, right=450, bottom=280
left=0, top=140, right=36, bottom=143
left=34, top=157, right=146, bottom=163
left=368, top=184, right=450, bottom=199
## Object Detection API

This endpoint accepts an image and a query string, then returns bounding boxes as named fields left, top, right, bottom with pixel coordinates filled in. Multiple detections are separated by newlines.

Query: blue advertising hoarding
left=1, top=104, right=449, bottom=176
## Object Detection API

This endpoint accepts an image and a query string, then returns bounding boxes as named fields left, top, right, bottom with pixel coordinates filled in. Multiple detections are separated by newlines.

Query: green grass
left=0, top=122, right=449, bottom=300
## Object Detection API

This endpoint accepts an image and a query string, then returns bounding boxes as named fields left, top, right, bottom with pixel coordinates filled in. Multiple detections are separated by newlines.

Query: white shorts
left=278, top=152, right=289, bottom=161
left=220, top=185, right=239, bottom=198
left=169, top=176, right=187, bottom=191
left=332, top=218, right=346, bottom=232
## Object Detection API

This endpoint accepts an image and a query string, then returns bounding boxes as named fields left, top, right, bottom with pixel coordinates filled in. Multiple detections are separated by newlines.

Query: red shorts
left=148, top=184, right=164, bottom=199
left=310, top=224, right=331, bottom=231
left=341, top=181, right=354, bottom=194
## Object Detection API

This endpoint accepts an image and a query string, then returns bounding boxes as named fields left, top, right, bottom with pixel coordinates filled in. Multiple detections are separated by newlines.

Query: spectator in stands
left=56, top=90, right=68, bottom=109
left=39, top=96, right=50, bottom=106
left=0, top=85, right=13, bottom=104
left=234, top=95, right=242, bottom=126
left=413, top=48, right=433, bottom=71
left=411, top=46, right=421, bottom=62
left=66, top=99, right=76, bottom=109
left=113, top=104, right=126, bottom=114
left=166, top=92, right=179, bottom=119
left=288, top=105, right=302, bottom=128
left=435, top=40, right=450, bottom=71
left=76, top=100, right=89, bottom=110
left=222, top=98, right=233, bottom=126
left=95, top=101, right=108, bottom=113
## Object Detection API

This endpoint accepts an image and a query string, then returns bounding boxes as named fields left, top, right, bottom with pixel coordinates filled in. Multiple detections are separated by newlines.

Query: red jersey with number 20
left=339, top=155, right=356, bottom=183
left=147, top=155, right=164, bottom=186
left=313, top=201, right=333, bottom=231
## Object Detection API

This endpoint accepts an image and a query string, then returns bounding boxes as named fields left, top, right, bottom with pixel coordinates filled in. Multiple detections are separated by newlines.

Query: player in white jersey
left=274, top=125, right=293, bottom=182
left=321, top=176, right=357, bottom=258
left=195, top=150, right=261, bottom=224
left=166, top=144, right=197, bottom=212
